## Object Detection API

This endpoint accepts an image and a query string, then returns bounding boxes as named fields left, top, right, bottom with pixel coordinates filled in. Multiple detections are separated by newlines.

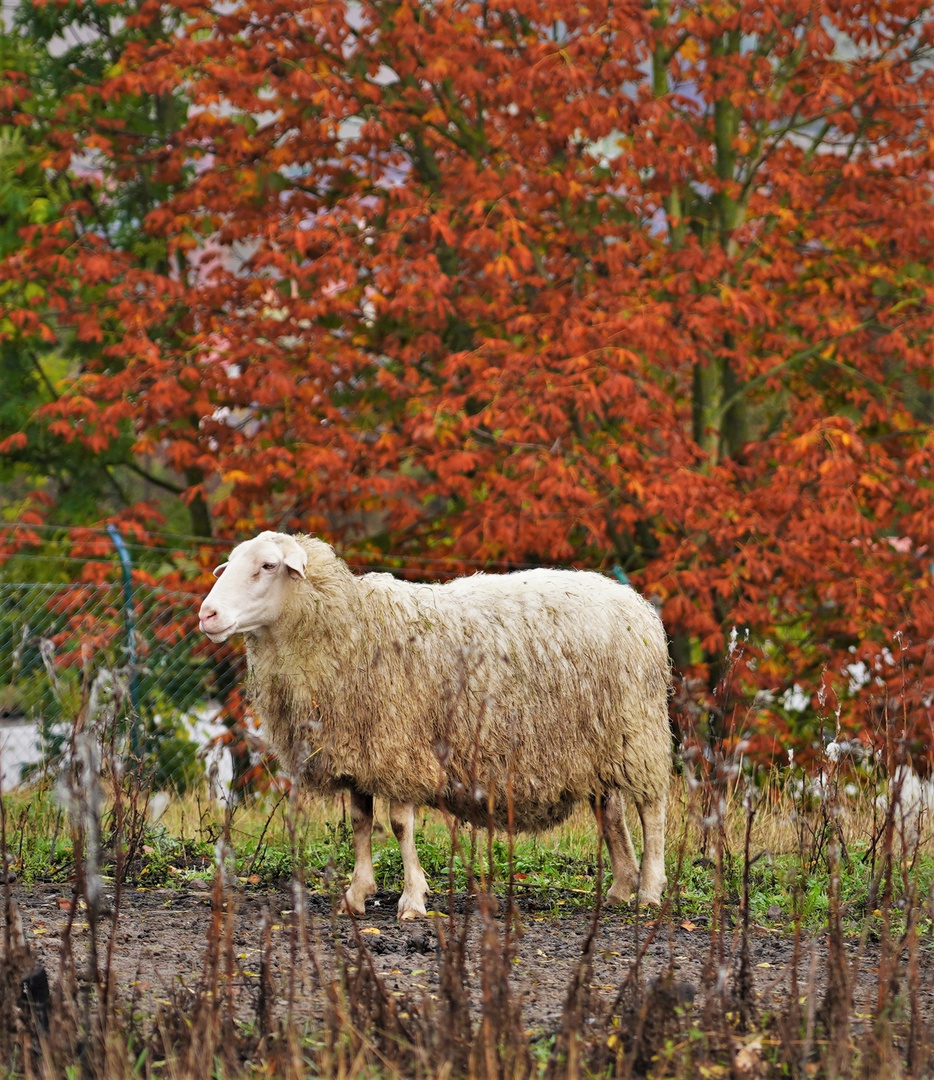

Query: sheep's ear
left=281, top=539, right=307, bottom=580
left=212, top=563, right=228, bottom=579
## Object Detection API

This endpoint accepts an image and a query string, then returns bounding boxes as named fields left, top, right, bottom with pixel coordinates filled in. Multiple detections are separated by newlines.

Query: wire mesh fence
left=0, top=524, right=248, bottom=797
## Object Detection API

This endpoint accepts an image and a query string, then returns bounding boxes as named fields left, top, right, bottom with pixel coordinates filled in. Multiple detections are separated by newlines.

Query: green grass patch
left=5, top=781, right=933, bottom=933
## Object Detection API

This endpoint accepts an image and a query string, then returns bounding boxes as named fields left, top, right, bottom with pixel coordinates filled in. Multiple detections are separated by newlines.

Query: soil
left=7, top=879, right=931, bottom=1038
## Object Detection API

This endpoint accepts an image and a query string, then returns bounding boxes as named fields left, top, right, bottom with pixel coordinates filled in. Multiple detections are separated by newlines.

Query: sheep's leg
left=635, top=790, right=668, bottom=906
left=389, top=800, right=430, bottom=921
left=595, top=791, right=640, bottom=904
left=340, top=789, right=377, bottom=915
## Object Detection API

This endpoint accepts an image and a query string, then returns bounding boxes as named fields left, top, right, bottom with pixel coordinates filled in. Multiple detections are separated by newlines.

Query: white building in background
left=0, top=707, right=234, bottom=797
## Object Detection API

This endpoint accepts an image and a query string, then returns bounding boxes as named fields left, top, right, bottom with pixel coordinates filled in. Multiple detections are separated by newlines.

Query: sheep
left=198, top=531, right=672, bottom=919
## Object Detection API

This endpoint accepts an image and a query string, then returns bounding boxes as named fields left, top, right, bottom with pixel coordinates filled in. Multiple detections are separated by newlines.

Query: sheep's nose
left=200, top=603, right=218, bottom=623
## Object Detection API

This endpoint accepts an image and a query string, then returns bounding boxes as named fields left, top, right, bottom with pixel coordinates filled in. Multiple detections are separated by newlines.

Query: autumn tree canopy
left=3, top=0, right=934, bottom=753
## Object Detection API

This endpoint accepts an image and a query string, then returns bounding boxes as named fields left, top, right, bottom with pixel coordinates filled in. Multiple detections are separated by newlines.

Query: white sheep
left=198, top=531, right=672, bottom=919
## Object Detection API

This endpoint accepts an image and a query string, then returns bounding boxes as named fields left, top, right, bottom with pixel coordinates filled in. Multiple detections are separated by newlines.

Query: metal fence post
left=106, top=524, right=141, bottom=757
left=611, top=565, right=630, bottom=586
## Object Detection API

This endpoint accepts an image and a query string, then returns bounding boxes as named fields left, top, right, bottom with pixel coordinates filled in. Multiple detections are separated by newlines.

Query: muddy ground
left=8, top=879, right=932, bottom=1040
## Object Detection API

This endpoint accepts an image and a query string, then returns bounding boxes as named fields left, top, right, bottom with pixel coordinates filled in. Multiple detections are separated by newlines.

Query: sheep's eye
left=261, top=562, right=278, bottom=571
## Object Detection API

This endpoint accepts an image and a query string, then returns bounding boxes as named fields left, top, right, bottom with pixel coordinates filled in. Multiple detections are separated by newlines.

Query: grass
left=113, top=778, right=933, bottom=931
left=6, top=765, right=931, bottom=927
left=2, top=737, right=934, bottom=1078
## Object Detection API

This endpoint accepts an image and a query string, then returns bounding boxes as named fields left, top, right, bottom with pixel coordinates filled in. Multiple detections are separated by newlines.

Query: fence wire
left=0, top=534, right=246, bottom=796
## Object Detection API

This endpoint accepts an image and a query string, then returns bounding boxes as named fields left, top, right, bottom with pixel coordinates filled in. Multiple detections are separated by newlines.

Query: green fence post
left=107, top=524, right=141, bottom=757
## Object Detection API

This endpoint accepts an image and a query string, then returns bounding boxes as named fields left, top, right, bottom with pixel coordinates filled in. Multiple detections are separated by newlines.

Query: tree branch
left=121, top=460, right=186, bottom=495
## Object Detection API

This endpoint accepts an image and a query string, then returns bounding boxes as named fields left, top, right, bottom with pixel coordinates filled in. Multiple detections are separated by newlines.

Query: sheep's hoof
left=606, top=893, right=633, bottom=907
left=637, top=880, right=666, bottom=907
left=397, top=891, right=429, bottom=921
left=606, top=880, right=638, bottom=906
left=338, top=892, right=370, bottom=917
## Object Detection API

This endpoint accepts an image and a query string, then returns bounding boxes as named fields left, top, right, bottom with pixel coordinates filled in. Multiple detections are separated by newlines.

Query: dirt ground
left=8, top=879, right=931, bottom=1039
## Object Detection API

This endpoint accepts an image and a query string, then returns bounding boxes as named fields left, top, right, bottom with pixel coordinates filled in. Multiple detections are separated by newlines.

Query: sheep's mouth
left=200, top=620, right=236, bottom=642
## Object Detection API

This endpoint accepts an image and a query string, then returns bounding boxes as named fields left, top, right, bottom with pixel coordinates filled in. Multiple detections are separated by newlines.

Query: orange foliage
left=4, top=0, right=934, bottom=757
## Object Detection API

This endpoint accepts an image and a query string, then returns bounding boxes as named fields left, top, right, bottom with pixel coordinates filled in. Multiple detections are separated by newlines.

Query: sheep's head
left=199, top=532, right=308, bottom=642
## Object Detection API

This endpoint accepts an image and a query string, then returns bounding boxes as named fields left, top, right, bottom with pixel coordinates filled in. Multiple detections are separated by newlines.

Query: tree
left=0, top=0, right=208, bottom=532
left=5, top=0, right=934, bottom=755
left=0, top=32, right=101, bottom=521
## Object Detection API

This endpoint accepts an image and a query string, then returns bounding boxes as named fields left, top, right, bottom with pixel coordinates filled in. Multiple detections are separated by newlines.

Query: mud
left=7, top=880, right=929, bottom=1037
